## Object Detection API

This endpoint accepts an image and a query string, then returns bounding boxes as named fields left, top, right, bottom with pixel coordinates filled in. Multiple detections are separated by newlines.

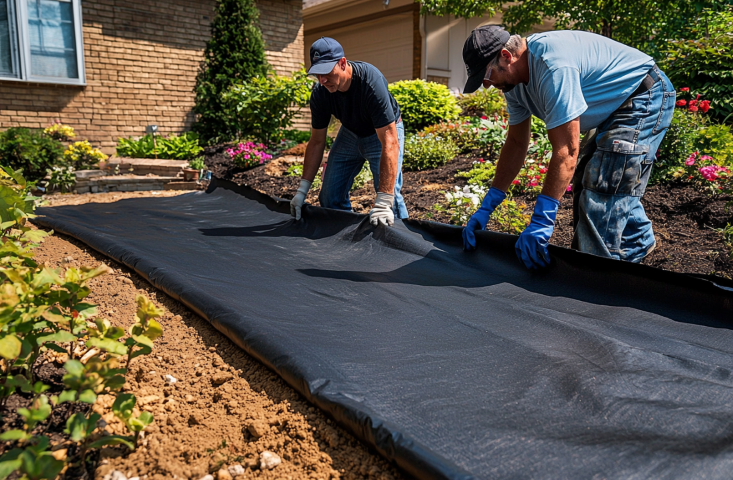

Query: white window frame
left=2, top=0, right=85, bottom=85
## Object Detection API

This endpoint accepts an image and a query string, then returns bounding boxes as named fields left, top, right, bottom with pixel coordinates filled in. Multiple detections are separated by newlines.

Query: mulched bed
left=204, top=144, right=733, bottom=281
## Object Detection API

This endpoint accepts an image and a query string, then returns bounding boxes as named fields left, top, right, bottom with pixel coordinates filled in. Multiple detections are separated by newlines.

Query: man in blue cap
left=460, top=26, right=675, bottom=269
left=290, top=37, right=408, bottom=226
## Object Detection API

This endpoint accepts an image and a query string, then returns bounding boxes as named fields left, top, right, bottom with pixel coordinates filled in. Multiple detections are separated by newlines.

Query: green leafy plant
left=116, top=133, right=202, bottom=160
left=224, top=67, right=312, bottom=145
left=416, top=0, right=502, bottom=18
left=457, top=88, right=507, bottom=118
left=351, top=164, right=373, bottom=191
left=286, top=163, right=322, bottom=190
left=193, top=0, right=270, bottom=144
left=388, top=80, right=461, bottom=133
left=717, top=223, right=733, bottom=258
left=493, top=197, right=531, bottom=234
left=0, top=435, right=64, bottom=480
left=421, top=119, right=480, bottom=154
left=456, top=159, right=497, bottom=187
left=433, top=184, right=530, bottom=233
left=188, top=157, right=206, bottom=171
left=46, top=166, right=76, bottom=193
left=403, top=133, right=460, bottom=171
left=0, top=128, right=65, bottom=182
left=661, top=6, right=733, bottom=122
left=112, top=393, right=154, bottom=445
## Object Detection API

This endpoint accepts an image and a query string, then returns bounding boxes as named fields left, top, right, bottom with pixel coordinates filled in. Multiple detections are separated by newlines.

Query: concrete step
left=106, top=158, right=189, bottom=177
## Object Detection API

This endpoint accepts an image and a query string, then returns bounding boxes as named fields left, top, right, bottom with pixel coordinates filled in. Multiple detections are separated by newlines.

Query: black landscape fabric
left=34, top=178, right=733, bottom=480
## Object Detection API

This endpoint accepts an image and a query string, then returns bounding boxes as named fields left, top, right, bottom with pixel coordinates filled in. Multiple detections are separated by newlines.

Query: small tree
left=193, top=0, right=271, bottom=144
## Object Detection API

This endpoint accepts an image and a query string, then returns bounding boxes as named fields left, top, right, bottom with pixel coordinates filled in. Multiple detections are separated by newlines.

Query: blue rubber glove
left=515, top=194, right=560, bottom=269
left=462, top=187, right=507, bottom=251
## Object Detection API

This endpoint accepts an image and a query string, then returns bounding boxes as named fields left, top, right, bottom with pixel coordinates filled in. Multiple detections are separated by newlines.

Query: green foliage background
left=0, top=128, right=65, bottom=182
left=193, top=0, right=270, bottom=144
left=388, top=80, right=461, bottom=133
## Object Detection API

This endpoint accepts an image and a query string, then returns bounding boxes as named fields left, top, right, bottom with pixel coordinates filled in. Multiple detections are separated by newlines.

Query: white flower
left=445, top=192, right=453, bottom=201
left=527, top=159, right=535, bottom=164
left=456, top=198, right=462, bottom=205
left=471, top=196, right=480, bottom=206
left=454, top=186, right=461, bottom=192
left=463, top=185, right=471, bottom=194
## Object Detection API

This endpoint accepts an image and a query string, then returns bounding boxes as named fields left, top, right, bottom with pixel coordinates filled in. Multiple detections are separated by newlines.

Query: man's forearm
left=492, top=135, right=530, bottom=193
left=542, top=151, right=577, bottom=200
left=378, top=143, right=398, bottom=195
left=302, top=139, right=326, bottom=182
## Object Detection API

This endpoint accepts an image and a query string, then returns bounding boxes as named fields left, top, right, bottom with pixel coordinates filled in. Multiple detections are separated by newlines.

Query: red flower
left=689, top=105, right=699, bottom=112
left=680, top=87, right=690, bottom=92
left=72, top=310, right=79, bottom=319
left=700, top=100, right=711, bottom=113
left=481, top=116, right=488, bottom=120
left=478, top=158, right=485, bottom=163
left=512, top=180, right=520, bottom=185
left=676, top=99, right=687, bottom=107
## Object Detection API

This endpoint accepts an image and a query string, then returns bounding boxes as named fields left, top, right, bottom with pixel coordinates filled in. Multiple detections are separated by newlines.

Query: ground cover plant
left=0, top=167, right=164, bottom=478
left=116, top=132, right=203, bottom=161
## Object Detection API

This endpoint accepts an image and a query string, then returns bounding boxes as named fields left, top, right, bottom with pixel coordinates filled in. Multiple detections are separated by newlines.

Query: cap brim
left=307, top=61, right=338, bottom=75
left=463, top=68, right=485, bottom=94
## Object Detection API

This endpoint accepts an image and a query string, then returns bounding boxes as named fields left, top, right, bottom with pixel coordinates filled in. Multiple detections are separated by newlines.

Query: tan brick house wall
left=0, top=0, right=305, bottom=154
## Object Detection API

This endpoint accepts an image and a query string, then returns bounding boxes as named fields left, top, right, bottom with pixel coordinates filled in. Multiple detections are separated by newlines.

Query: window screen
left=27, top=0, right=78, bottom=78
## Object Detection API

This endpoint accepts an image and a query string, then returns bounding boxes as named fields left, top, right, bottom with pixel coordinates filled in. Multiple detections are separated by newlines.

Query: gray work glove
left=290, top=179, right=311, bottom=220
left=369, top=192, right=395, bottom=227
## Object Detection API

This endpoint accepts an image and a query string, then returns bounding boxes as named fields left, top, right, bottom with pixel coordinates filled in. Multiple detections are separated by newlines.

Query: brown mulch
left=204, top=148, right=733, bottom=281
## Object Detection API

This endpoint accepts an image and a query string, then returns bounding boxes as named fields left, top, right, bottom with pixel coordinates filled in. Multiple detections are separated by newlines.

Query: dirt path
left=34, top=196, right=405, bottom=480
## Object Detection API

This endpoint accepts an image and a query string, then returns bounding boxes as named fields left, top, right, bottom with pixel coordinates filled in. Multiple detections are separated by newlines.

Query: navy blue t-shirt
left=310, top=61, right=401, bottom=138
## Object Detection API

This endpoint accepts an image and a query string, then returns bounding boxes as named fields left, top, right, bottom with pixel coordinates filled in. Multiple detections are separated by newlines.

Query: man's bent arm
left=543, top=118, right=580, bottom=200
left=303, top=128, right=328, bottom=182
left=375, top=122, right=399, bottom=195
left=491, top=118, right=532, bottom=192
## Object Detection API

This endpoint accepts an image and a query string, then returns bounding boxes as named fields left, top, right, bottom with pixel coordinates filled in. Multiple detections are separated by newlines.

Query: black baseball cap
left=462, top=25, right=511, bottom=94
left=308, top=37, right=345, bottom=75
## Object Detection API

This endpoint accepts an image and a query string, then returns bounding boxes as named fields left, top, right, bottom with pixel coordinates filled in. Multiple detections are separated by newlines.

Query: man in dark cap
left=290, top=37, right=408, bottom=226
left=460, top=26, right=675, bottom=269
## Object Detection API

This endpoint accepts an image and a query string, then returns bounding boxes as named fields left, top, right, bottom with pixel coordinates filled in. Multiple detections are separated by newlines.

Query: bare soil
left=204, top=149, right=733, bottom=280
left=30, top=213, right=406, bottom=480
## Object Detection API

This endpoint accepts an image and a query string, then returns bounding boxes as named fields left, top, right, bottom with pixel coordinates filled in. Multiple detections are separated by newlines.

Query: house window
left=0, top=0, right=85, bottom=84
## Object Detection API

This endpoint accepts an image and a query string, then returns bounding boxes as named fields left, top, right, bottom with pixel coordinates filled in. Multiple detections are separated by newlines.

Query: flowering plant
left=226, top=142, right=272, bottom=169
left=673, top=151, right=731, bottom=194
left=64, top=141, right=108, bottom=170
left=675, top=88, right=712, bottom=114
left=433, top=184, right=530, bottom=233
left=44, top=121, right=75, bottom=141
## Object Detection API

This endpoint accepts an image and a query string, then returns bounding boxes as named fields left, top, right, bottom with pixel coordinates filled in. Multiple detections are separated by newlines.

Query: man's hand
left=463, top=187, right=507, bottom=250
left=515, top=194, right=559, bottom=269
left=369, top=192, right=394, bottom=226
left=290, top=179, right=312, bottom=220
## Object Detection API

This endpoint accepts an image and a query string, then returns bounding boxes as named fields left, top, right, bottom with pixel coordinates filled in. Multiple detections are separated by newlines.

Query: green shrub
left=698, top=124, right=733, bottom=166
left=421, top=119, right=479, bottom=153
left=388, top=80, right=461, bottom=133
left=192, top=0, right=270, bottom=144
left=0, top=128, right=65, bottom=182
left=224, top=67, right=312, bottom=145
left=403, top=133, right=459, bottom=171
left=188, top=157, right=206, bottom=170
left=287, top=163, right=321, bottom=189
left=654, top=108, right=713, bottom=184
left=456, top=160, right=497, bottom=187
left=457, top=88, right=507, bottom=117
left=661, top=7, right=733, bottom=123
left=116, top=132, right=202, bottom=160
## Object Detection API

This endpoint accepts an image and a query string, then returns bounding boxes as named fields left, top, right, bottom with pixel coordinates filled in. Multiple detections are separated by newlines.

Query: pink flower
left=699, top=165, right=720, bottom=181
left=566, top=184, right=572, bottom=192
left=700, top=155, right=714, bottom=162
left=685, top=155, right=696, bottom=166
left=529, top=180, right=539, bottom=187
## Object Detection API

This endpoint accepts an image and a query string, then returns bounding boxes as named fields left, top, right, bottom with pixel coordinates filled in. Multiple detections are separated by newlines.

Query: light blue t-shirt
left=504, top=31, right=654, bottom=131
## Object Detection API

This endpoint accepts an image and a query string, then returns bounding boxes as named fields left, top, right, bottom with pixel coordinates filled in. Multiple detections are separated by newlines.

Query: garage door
left=305, top=12, right=414, bottom=83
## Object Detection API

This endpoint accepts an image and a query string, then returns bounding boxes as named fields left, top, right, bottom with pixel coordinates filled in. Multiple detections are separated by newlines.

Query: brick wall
left=0, top=0, right=305, bottom=154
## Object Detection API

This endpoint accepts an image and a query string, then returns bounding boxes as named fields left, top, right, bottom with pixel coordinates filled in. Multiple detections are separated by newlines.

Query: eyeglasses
left=484, top=65, right=494, bottom=84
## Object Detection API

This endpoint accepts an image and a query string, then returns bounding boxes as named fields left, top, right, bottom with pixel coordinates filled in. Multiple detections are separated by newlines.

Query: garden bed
left=204, top=146, right=733, bottom=280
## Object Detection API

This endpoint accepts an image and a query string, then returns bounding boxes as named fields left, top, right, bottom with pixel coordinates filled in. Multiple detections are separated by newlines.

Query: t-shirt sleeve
left=539, top=66, right=587, bottom=130
left=364, top=71, right=396, bottom=130
left=310, top=87, right=331, bottom=130
left=505, top=91, right=531, bottom=126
